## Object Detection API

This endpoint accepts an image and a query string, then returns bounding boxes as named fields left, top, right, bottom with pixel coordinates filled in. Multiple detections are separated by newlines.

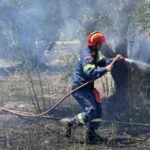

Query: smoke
left=129, top=38, right=150, bottom=70
left=0, top=0, right=62, bottom=62
left=0, top=0, right=148, bottom=66
left=0, top=0, right=149, bottom=128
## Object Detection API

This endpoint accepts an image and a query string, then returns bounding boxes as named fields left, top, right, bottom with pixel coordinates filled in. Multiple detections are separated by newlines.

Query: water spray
left=125, top=58, right=150, bottom=69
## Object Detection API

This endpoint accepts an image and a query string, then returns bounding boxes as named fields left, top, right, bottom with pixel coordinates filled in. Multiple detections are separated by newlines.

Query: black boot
left=85, top=129, right=108, bottom=144
left=65, top=120, right=73, bottom=138
left=60, top=118, right=74, bottom=138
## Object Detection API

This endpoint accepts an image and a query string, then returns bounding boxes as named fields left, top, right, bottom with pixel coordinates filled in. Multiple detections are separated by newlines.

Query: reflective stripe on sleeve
left=83, top=64, right=95, bottom=72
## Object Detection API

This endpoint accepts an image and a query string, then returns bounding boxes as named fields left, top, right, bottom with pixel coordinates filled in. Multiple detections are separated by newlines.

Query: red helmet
left=87, top=31, right=106, bottom=46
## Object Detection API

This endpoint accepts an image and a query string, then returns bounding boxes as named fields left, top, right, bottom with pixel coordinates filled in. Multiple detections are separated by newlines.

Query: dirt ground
left=0, top=110, right=150, bottom=150
left=0, top=68, right=149, bottom=150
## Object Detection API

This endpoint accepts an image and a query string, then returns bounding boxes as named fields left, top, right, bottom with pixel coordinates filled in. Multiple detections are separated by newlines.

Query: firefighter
left=61, top=31, right=123, bottom=144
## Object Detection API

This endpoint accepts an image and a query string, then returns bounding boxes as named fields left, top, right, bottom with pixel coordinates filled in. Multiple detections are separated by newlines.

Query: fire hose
left=0, top=57, right=118, bottom=117
left=0, top=57, right=150, bottom=128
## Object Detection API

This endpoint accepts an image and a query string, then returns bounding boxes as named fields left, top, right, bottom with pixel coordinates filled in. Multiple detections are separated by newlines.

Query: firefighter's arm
left=97, top=52, right=113, bottom=66
left=81, top=54, right=108, bottom=79
left=84, top=65, right=108, bottom=79
left=97, top=53, right=124, bottom=66
left=103, top=57, right=113, bottom=65
left=104, top=54, right=124, bottom=65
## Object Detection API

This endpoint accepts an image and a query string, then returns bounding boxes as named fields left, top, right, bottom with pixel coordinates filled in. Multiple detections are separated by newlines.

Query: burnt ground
left=0, top=99, right=150, bottom=149
left=0, top=67, right=149, bottom=150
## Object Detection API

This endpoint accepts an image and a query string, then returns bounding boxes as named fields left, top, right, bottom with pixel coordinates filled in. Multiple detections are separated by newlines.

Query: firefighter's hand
left=106, top=63, right=113, bottom=72
left=115, top=54, right=124, bottom=61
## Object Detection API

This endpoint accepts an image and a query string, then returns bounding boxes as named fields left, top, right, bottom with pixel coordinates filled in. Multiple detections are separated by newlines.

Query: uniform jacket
left=72, top=47, right=113, bottom=90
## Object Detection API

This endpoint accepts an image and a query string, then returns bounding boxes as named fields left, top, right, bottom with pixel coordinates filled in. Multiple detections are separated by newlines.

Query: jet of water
left=125, top=58, right=150, bottom=69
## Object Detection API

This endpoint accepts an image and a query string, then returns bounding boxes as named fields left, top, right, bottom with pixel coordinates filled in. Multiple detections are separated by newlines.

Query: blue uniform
left=71, top=47, right=112, bottom=129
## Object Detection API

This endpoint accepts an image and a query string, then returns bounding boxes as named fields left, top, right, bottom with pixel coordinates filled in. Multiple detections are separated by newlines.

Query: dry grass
left=0, top=70, right=149, bottom=149
left=0, top=55, right=149, bottom=149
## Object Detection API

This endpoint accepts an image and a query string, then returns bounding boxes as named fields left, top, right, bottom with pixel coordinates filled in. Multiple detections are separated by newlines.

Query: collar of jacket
left=88, top=47, right=98, bottom=60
